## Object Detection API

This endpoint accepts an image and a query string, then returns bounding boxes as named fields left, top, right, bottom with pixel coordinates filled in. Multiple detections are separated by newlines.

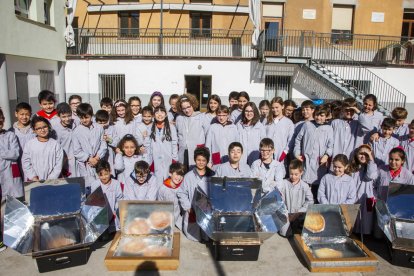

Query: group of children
left=1, top=89, right=414, bottom=246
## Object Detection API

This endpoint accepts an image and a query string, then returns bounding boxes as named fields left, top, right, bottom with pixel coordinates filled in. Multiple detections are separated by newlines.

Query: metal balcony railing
left=257, top=30, right=407, bottom=112
left=67, top=28, right=256, bottom=58
left=259, top=29, right=414, bottom=66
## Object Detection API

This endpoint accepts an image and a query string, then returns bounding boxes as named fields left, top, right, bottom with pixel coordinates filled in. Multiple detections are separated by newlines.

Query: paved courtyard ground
left=1, top=233, right=413, bottom=276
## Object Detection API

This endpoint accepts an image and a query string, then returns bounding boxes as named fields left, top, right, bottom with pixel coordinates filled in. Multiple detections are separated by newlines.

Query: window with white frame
left=99, top=74, right=126, bottom=101
left=15, top=0, right=31, bottom=18
left=44, top=0, right=52, bottom=25
left=331, top=5, right=354, bottom=45
left=40, top=70, right=55, bottom=92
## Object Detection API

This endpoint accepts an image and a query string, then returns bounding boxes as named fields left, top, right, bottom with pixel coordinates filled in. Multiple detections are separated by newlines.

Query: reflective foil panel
left=30, top=184, right=82, bottom=216
left=3, top=196, right=34, bottom=254
left=387, top=183, right=414, bottom=220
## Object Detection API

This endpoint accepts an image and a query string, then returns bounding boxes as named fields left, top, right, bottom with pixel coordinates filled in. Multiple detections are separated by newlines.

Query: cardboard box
left=104, top=200, right=180, bottom=271
left=294, top=204, right=378, bottom=272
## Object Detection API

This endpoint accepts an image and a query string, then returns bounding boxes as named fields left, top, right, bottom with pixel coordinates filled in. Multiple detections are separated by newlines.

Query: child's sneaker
left=0, top=242, right=7, bottom=253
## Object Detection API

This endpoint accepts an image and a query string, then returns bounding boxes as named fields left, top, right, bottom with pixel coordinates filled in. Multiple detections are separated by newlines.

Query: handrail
left=312, top=36, right=406, bottom=112
left=256, top=30, right=406, bottom=111
left=68, top=28, right=256, bottom=58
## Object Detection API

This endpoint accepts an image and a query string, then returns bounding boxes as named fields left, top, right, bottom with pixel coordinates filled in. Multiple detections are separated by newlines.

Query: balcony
left=259, top=30, right=414, bottom=67
left=66, top=28, right=256, bottom=59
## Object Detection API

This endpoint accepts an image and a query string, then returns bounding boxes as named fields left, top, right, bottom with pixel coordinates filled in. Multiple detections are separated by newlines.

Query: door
left=184, top=75, right=212, bottom=111
left=263, top=18, right=282, bottom=56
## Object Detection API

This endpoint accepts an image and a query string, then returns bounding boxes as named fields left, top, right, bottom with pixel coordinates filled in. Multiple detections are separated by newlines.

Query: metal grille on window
left=264, top=75, right=291, bottom=100
left=40, top=70, right=55, bottom=92
left=99, top=74, right=126, bottom=101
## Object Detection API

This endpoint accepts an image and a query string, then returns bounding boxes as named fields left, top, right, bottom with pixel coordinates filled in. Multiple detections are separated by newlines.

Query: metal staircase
left=258, top=31, right=407, bottom=115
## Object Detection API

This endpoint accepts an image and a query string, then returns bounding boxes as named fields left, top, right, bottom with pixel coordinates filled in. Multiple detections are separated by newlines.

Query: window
left=40, top=70, right=55, bottom=92
left=15, top=0, right=31, bottom=18
left=331, top=5, right=354, bottom=45
left=265, top=75, right=291, bottom=100
left=15, top=72, right=29, bottom=104
left=402, top=9, right=414, bottom=41
left=190, top=12, right=212, bottom=38
left=44, top=0, right=51, bottom=25
left=99, top=74, right=125, bottom=101
left=119, top=12, right=139, bottom=38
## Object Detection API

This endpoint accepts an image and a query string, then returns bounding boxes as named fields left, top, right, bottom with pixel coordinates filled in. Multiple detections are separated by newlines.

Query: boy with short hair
left=177, top=147, right=215, bottom=241
left=91, top=160, right=123, bottom=231
left=214, top=142, right=251, bottom=177
left=401, top=119, right=414, bottom=173
left=251, top=138, right=285, bottom=193
left=35, top=90, right=57, bottom=120
left=391, top=107, right=409, bottom=141
left=123, top=160, right=159, bottom=200
left=276, top=159, right=314, bottom=236
left=290, top=100, right=316, bottom=153
left=293, top=100, right=315, bottom=133
left=68, top=95, right=82, bottom=125
left=100, top=97, right=113, bottom=115
left=228, top=91, right=239, bottom=110
left=157, top=162, right=186, bottom=230
left=51, top=102, right=77, bottom=177
left=370, top=118, right=399, bottom=167
left=168, top=94, right=180, bottom=123
left=72, top=103, right=107, bottom=184
left=294, top=105, right=333, bottom=197
left=205, top=105, right=239, bottom=166
left=10, top=102, right=35, bottom=153
left=95, top=110, right=118, bottom=175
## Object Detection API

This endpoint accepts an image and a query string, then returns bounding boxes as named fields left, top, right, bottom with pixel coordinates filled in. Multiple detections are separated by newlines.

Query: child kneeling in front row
left=214, top=142, right=251, bottom=177
left=157, top=163, right=187, bottom=230
left=317, top=154, right=356, bottom=204
left=276, top=159, right=313, bottom=237
left=91, top=160, right=123, bottom=232
left=123, top=160, right=158, bottom=200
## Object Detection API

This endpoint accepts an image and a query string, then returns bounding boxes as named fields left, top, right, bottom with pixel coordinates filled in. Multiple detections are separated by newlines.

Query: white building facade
left=0, top=0, right=67, bottom=127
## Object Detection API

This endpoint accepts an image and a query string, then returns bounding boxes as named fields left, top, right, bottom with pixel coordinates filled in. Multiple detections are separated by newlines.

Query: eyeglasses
left=136, top=174, right=148, bottom=180
left=34, top=126, right=49, bottom=131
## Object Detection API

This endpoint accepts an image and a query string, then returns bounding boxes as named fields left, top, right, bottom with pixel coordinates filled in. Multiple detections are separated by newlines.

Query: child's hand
left=115, top=148, right=122, bottom=154
left=296, top=155, right=304, bottom=162
left=139, top=146, right=146, bottom=155
left=142, top=131, right=148, bottom=138
left=88, top=157, right=99, bottom=167
left=207, top=162, right=213, bottom=169
left=320, top=155, right=329, bottom=165
left=351, top=106, right=360, bottom=114
left=370, top=132, right=380, bottom=142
